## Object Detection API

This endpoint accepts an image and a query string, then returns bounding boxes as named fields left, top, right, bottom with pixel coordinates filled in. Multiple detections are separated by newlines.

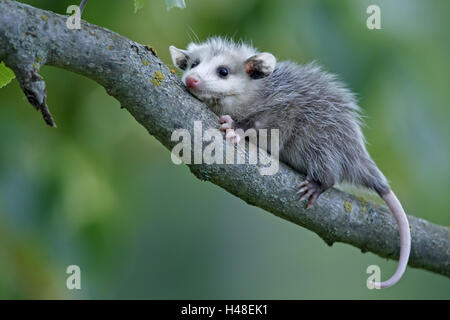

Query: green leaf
left=0, top=62, right=15, bottom=89
left=165, top=0, right=186, bottom=10
left=134, top=0, right=146, bottom=13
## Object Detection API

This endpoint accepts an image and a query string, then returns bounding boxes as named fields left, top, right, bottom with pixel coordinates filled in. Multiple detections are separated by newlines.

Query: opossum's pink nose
left=186, top=76, right=199, bottom=89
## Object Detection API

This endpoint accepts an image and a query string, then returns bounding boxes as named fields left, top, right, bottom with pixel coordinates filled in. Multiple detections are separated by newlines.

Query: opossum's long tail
left=372, top=190, right=411, bottom=288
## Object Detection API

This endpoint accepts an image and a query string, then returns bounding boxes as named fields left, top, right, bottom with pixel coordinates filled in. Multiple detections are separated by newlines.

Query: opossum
left=169, top=37, right=411, bottom=288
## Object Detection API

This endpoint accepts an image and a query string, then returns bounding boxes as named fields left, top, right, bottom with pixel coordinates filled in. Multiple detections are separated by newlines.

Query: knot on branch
left=14, top=62, right=56, bottom=127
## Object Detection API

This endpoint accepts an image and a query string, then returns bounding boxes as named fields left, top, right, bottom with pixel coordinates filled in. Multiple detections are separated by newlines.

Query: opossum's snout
left=185, top=76, right=200, bottom=89
left=184, top=76, right=206, bottom=100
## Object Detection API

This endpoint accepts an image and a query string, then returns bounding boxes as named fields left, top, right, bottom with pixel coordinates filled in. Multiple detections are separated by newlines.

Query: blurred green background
left=0, top=0, right=449, bottom=299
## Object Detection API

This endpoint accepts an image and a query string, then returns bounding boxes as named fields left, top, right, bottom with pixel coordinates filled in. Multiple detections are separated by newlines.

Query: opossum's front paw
left=225, top=129, right=241, bottom=144
left=219, top=115, right=240, bottom=144
left=219, top=115, right=234, bottom=131
left=297, top=179, right=324, bottom=209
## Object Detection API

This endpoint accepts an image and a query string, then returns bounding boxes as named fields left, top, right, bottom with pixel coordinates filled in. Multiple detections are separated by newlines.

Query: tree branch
left=1, top=0, right=448, bottom=278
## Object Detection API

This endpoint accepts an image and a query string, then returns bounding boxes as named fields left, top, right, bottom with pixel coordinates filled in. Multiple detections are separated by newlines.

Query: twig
left=79, top=0, right=88, bottom=14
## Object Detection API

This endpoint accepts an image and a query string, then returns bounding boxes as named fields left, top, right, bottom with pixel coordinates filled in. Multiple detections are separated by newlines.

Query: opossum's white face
left=169, top=39, right=276, bottom=109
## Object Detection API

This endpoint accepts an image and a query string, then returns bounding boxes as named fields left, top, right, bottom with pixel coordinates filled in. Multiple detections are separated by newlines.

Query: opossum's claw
left=219, top=114, right=233, bottom=124
left=307, top=193, right=319, bottom=209
left=226, top=129, right=241, bottom=144
left=297, top=180, right=309, bottom=188
left=297, top=179, right=323, bottom=209
left=220, top=122, right=232, bottom=131
left=219, top=115, right=234, bottom=131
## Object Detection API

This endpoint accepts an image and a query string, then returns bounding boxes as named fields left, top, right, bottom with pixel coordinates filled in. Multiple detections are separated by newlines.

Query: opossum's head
left=169, top=37, right=276, bottom=105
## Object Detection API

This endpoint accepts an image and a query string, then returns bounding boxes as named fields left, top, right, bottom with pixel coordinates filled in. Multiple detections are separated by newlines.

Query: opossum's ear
left=245, top=53, right=276, bottom=79
left=169, top=46, right=190, bottom=70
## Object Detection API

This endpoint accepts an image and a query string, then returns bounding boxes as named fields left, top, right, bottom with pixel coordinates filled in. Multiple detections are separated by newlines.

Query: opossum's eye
left=217, top=66, right=229, bottom=78
left=191, top=60, right=200, bottom=69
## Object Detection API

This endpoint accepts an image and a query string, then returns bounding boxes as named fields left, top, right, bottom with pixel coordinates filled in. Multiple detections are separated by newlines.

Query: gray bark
left=0, top=0, right=448, bottom=278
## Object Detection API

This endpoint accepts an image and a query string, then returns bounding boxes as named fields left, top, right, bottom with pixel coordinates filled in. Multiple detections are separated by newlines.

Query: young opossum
left=169, top=37, right=411, bottom=288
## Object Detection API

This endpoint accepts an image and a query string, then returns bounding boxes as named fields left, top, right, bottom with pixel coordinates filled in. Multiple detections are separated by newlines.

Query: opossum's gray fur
left=236, top=60, right=389, bottom=195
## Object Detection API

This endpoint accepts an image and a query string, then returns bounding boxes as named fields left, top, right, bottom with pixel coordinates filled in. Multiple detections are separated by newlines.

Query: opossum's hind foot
left=297, top=179, right=324, bottom=209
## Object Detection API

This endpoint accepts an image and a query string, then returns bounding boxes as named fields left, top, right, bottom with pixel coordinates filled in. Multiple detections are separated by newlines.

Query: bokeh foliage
left=0, top=0, right=448, bottom=299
